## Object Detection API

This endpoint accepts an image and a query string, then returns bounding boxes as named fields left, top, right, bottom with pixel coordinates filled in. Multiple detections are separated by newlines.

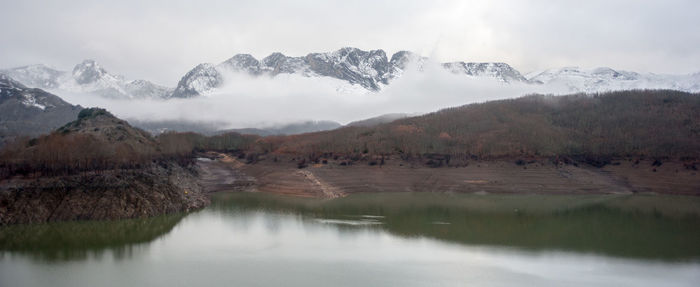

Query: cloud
left=57, top=61, right=564, bottom=128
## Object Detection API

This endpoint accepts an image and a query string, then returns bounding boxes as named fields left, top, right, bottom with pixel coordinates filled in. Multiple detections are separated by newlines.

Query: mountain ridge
left=4, top=47, right=700, bottom=99
left=169, top=47, right=534, bottom=98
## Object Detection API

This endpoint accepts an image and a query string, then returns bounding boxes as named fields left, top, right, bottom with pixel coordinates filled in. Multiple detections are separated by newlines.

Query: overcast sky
left=1, top=0, right=698, bottom=86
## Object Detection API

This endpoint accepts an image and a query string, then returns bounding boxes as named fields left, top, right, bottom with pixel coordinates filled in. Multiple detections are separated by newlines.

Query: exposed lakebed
left=1, top=192, right=699, bottom=286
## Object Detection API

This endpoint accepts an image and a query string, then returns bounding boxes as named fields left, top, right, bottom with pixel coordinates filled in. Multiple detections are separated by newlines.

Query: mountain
left=172, top=47, right=700, bottom=98
left=0, top=74, right=81, bottom=145
left=1, top=60, right=172, bottom=99
left=7, top=48, right=700, bottom=100
left=527, top=67, right=700, bottom=93
left=170, top=47, right=531, bottom=98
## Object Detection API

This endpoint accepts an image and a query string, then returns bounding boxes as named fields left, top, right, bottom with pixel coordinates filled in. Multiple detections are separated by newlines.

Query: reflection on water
left=1, top=192, right=699, bottom=287
left=211, top=192, right=700, bottom=261
left=0, top=213, right=185, bottom=262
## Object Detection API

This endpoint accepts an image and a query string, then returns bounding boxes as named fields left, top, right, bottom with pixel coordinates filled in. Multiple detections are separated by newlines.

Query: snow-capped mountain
left=171, top=48, right=389, bottom=98
left=527, top=67, right=700, bottom=93
left=170, top=63, right=222, bottom=99
left=170, top=47, right=532, bottom=98
left=5, top=48, right=699, bottom=100
left=0, top=74, right=81, bottom=145
left=1, top=60, right=172, bottom=99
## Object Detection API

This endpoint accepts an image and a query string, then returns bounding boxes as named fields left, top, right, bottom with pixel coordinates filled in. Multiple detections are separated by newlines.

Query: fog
left=57, top=61, right=565, bottom=129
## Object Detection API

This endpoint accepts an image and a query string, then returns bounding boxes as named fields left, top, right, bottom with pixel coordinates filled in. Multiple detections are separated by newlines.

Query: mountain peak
left=170, top=63, right=222, bottom=98
left=305, top=47, right=390, bottom=90
left=72, top=59, right=109, bottom=84
left=261, top=52, right=288, bottom=67
left=220, top=54, right=261, bottom=74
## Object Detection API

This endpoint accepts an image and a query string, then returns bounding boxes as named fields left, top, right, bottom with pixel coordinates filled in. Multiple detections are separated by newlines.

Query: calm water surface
left=1, top=192, right=699, bottom=286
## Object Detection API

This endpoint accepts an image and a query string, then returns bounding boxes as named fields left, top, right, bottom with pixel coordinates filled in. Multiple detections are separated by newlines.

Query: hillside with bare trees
left=254, top=90, right=699, bottom=163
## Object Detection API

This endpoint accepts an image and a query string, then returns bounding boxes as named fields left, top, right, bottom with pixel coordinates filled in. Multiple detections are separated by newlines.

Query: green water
left=1, top=192, right=699, bottom=286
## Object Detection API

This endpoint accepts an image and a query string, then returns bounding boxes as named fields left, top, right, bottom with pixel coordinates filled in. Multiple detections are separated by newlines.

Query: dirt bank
left=198, top=153, right=699, bottom=197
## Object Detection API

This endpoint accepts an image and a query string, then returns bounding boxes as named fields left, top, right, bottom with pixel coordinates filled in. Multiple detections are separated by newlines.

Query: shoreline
left=198, top=152, right=700, bottom=198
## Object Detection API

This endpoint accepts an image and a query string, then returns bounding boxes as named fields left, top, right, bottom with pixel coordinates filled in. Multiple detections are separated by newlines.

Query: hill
left=0, top=108, right=208, bottom=225
left=262, top=90, right=699, bottom=161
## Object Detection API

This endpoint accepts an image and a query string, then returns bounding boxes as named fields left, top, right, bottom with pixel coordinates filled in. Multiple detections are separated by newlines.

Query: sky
left=1, top=0, right=699, bottom=87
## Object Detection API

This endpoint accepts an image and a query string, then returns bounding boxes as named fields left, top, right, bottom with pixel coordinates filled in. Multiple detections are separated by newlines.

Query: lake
left=1, top=192, right=699, bottom=286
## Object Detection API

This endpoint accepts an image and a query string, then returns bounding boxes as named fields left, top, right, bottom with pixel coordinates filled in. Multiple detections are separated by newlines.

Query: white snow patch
left=21, top=94, right=46, bottom=110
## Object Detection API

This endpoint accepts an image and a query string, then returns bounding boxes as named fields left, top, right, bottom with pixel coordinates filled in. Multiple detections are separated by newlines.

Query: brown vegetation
left=0, top=108, right=241, bottom=178
left=259, top=90, right=699, bottom=161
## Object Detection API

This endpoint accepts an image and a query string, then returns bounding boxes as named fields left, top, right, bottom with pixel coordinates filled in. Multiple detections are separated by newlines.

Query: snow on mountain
left=170, top=47, right=537, bottom=98
left=527, top=67, right=700, bottom=93
left=443, top=62, right=531, bottom=83
left=219, top=54, right=264, bottom=75
left=5, top=48, right=699, bottom=100
left=0, top=74, right=75, bottom=111
left=304, top=47, right=391, bottom=90
left=0, top=74, right=47, bottom=110
left=261, top=52, right=315, bottom=76
left=1, top=60, right=172, bottom=99
left=0, top=74, right=82, bottom=145
left=1, top=64, right=65, bottom=90
left=171, top=63, right=222, bottom=98
left=388, top=51, right=428, bottom=78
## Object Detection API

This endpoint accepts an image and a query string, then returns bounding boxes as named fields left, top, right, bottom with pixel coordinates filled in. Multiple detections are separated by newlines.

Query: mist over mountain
left=3, top=47, right=699, bottom=134
left=171, top=47, right=699, bottom=98
left=6, top=47, right=698, bottom=102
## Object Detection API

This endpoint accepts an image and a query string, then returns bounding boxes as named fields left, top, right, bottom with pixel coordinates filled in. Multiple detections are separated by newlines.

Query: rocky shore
left=0, top=162, right=209, bottom=225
